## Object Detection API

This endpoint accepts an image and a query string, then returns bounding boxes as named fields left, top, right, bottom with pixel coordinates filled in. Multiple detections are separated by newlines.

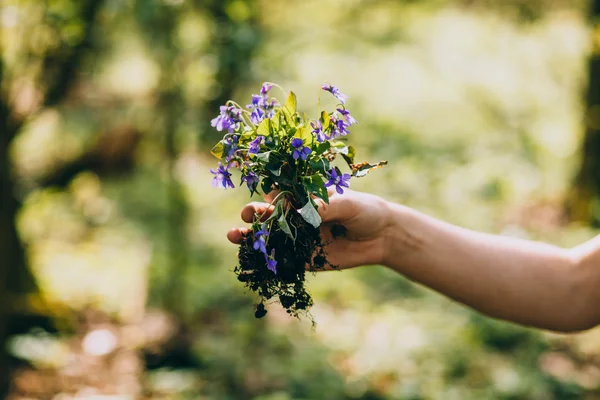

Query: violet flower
left=250, top=107, right=265, bottom=125
left=311, top=120, right=328, bottom=143
left=253, top=226, right=269, bottom=255
left=291, top=138, right=312, bottom=161
left=265, top=249, right=277, bottom=274
left=224, top=135, right=239, bottom=161
left=324, top=168, right=351, bottom=194
left=242, top=170, right=259, bottom=192
left=337, top=108, right=358, bottom=126
left=210, top=162, right=235, bottom=189
left=248, top=136, right=264, bottom=155
left=260, top=83, right=273, bottom=95
left=211, top=105, right=241, bottom=132
left=330, top=117, right=350, bottom=138
left=322, top=83, right=348, bottom=104
left=246, top=83, right=278, bottom=124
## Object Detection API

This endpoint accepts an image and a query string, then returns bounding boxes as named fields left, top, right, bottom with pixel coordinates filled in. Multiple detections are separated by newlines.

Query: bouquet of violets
left=210, top=82, right=386, bottom=319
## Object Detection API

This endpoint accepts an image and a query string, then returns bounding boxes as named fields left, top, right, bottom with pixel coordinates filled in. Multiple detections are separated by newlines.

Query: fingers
left=317, top=189, right=354, bottom=224
left=263, top=189, right=279, bottom=203
left=241, top=202, right=274, bottom=223
left=227, top=228, right=249, bottom=244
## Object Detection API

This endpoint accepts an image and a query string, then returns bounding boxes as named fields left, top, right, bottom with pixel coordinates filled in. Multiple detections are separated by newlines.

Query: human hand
left=227, top=189, right=392, bottom=270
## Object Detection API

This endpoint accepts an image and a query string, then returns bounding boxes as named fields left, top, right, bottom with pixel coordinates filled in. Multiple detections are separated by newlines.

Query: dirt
left=235, top=206, right=336, bottom=319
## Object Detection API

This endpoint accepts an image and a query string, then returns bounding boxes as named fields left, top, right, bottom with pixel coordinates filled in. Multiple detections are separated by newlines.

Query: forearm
left=382, top=202, right=598, bottom=332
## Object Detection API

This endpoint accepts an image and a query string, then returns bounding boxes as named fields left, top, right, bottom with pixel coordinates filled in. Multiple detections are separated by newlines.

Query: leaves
left=276, top=205, right=296, bottom=242
left=266, top=156, right=285, bottom=176
left=308, top=158, right=330, bottom=176
left=332, top=141, right=349, bottom=155
left=298, top=199, right=322, bottom=228
left=256, top=118, right=271, bottom=137
left=255, top=151, right=271, bottom=162
left=294, top=126, right=313, bottom=144
left=320, top=110, right=331, bottom=130
left=302, top=175, right=329, bottom=203
left=211, top=141, right=225, bottom=159
left=284, top=91, right=297, bottom=115
left=341, top=145, right=356, bottom=166
left=261, top=177, right=275, bottom=195
left=315, top=141, right=331, bottom=154
left=351, top=160, right=388, bottom=177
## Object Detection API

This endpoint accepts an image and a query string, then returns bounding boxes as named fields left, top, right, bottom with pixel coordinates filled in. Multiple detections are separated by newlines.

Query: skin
left=227, top=189, right=600, bottom=333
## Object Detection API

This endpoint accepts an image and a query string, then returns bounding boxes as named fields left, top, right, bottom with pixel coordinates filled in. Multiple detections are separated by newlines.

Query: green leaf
left=284, top=91, right=297, bottom=115
left=331, top=141, right=349, bottom=155
left=272, top=112, right=281, bottom=131
left=308, top=158, right=330, bottom=176
left=266, top=201, right=282, bottom=223
left=266, top=160, right=284, bottom=176
left=239, top=131, right=255, bottom=144
left=255, top=151, right=271, bottom=162
left=287, top=127, right=297, bottom=137
left=320, top=111, right=331, bottom=130
left=302, top=175, right=329, bottom=204
left=293, top=126, right=313, bottom=144
left=351, top=161, right=388, bottom=178
left=210, top=141, right=225, bottom=159
left=278, top=211, right=296, bottom=242
left=315, top=141, right=331, bottom=154
left=257, top=118, right=271, bottom=137
left=262, top=177, right=274, bottom=195
left=341, top=145, right=356, bottom=166
left=298, top=199, right=322, bottom=228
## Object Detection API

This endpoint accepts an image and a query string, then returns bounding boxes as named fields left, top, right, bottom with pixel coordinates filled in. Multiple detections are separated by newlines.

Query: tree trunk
left=0, top=60, right=32, bottom=399
left=566, top=1, right=600, bottom=224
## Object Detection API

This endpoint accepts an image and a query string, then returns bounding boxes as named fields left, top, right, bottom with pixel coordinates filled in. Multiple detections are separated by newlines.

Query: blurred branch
left=38, top=127, right=142, bottom=188
left=0, top=61, right=15, bottom=397
left=132, top=0, right=189, bottom=316
left=197, top=0, right=263, bottom=145
left=41, top=0, right=104, bottom=109
left=565, top=0, right=600, bottom=224
left=0, top=2, right=105, bottom=396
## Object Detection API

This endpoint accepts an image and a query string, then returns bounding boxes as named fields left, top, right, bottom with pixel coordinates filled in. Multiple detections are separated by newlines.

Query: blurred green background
left=2, top=0, right=600, bottom=398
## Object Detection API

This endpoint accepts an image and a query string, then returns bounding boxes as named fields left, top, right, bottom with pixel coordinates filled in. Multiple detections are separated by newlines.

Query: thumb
left=315, top=187, right=351, bottom=224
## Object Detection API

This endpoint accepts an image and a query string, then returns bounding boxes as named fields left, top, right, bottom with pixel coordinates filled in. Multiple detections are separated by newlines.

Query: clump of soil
left=234, top=206, right=336, bottom=319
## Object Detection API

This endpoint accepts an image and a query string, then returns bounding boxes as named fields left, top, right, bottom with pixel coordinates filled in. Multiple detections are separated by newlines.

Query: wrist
left=380, top=201, right=425, bottom=270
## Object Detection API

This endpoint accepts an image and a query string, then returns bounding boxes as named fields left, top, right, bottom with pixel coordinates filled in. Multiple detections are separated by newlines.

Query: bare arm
left=228, top=190, right=600, bottom=332
left=383, top=202, right=600, bottom=332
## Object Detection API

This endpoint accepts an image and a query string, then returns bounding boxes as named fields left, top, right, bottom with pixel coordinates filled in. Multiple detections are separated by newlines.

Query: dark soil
left=235, top=206, right=335, bottom=319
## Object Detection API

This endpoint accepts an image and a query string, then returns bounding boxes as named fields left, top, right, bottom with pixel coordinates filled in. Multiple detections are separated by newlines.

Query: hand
left=226, top=189, right=392, bottom=270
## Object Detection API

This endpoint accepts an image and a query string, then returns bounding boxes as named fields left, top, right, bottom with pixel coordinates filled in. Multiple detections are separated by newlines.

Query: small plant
left=210, top=82, right=386, bottom=319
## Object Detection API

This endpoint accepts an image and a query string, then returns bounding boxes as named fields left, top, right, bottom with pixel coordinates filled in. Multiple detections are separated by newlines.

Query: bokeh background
left=2, top=0, right=600, bottom=398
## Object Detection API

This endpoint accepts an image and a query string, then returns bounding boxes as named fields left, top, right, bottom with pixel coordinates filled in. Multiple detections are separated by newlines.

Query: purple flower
left=330, top=117, right=350, bottom=138
left=248, top=136, right=264, bottom=154
left=248, top=94, right=262, bottom=108
left=224, top=135, right=239, bottom=160
left=246, top=84, right=278, bottom=125
left=260, top=83, right=273, bottom=95
left=322, top=83, right=348, bottom=104
left=336, top=108, right=358, bottom=126
left=211, top=105, right=242, bottom=132
left=291, top=138, right=312, bottom=161
left=253, top=226, right=269, bottom=255
left=265, top=249, right=277, bottom=274
left=210, top=162, right=235, bottom=189
left=264, top=99, right=278, bottom=118
left=311, top=120, right=328, bottom=142
left=242, top=170, right=259, bottom=192
left=250, top=108, right=265, bottom=125
left=324, top=168, right=351, bottom=194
